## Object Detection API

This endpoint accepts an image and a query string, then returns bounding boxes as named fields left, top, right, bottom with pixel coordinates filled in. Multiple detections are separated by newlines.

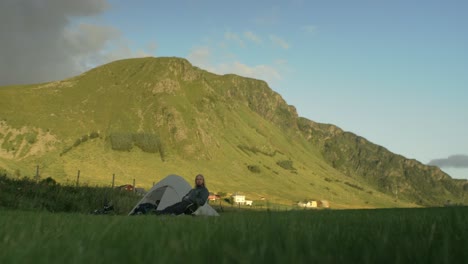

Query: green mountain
left=0, top=57, right=466, bottom=208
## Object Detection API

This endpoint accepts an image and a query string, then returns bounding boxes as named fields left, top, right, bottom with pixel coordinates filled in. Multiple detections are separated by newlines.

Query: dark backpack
left=131, top=202, right=159, bottom=215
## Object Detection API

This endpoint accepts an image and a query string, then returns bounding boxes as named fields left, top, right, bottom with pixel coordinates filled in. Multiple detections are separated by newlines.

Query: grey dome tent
left=128, top=174, right=219, bottom=216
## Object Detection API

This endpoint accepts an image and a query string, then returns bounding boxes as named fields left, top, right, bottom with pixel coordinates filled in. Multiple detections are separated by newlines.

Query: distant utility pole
left=392, top=182, right=399, bottom=201
left=34, top=165, right=40, bottom=182
left=76, top=170, right=80, bottom=187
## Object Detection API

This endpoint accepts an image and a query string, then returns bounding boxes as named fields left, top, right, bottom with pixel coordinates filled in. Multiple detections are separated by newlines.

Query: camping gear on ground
left=128, top=174, right=219, bottom=216
left=91, top=204, right=114, bottom=215
left=130, top=202, right=159, bottom=215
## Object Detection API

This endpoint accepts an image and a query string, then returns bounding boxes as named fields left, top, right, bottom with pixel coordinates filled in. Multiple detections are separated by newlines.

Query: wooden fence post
left=35, top=165, right=40, bottom=182
left=112, top=173, right=115, bottom=188
left=76, top=170, right=80, bottom=187
left=133, top=178, right=136, bottom=193
left=218, top=198, right=224, bottom=212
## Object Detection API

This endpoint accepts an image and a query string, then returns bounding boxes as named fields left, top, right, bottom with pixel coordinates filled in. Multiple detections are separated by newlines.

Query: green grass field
left=1, top=175, right=467, bottom=263
left=1, top=207, right=467, bottom=263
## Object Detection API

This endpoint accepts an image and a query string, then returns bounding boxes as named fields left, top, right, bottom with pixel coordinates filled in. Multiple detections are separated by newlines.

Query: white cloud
left=244, top=31, right=262, bottom=44
left=269, top=35, right=290, bottom=49
left=65, top=23, right=154, bottom=72
left=187, top=47, right=282, bottom=86
left=187, top=46, right=212, bottom=68
left=224, top=31, right=245, bottom=47
left=302, top=25, right=318, bottom=34
left=274, top=59, right=288, bottom=66
left=218, top=62, right=282, bottom=83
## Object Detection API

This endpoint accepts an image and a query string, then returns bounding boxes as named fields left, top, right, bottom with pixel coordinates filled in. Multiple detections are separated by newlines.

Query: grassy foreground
left=0, top=174, right=141, bottom=214
left=0, top=207, right=467, bottom=263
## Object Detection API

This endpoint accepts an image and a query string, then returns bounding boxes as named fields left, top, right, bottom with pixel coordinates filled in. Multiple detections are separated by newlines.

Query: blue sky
left=2, top=0, right=467, bottom=179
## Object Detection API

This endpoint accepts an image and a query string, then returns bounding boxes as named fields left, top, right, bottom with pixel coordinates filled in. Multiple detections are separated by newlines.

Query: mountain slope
left=297, top=118, right=467, bottom=206
left=0, top=57, right=466, bottom=208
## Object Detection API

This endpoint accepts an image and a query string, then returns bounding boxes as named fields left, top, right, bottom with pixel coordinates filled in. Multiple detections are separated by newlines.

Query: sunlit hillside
left=0, top=57, right=466, bottom=208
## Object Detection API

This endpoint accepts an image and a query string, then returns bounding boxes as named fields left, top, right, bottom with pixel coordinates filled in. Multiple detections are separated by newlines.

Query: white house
left=232, top=193, right=245, bottom=204
left=232, top=193, right=253, bottom=206
left=298, top=200, right=318, bottom=208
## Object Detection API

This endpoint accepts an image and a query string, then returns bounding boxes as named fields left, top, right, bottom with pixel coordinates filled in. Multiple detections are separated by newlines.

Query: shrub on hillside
left=277, top=160, right=295, bottom=170
left=89, top=131, right=100, bottom=139
left=61, top=132, right=101, bottom=156
left=344, top=182, right=365, bottom=191
left=1, top=132, right=15, bottom=151
left=73, top=138, right=81, bottom=147
left=25, top=132, right=37, bottom=144
left=133, top=133, right=160, bottom=153
left=109, top=133, right=133, bottom=151
left=108, top=132, right=165, bottom=160
left=237, top=145, right=277, bottom=157
left=60, top=146, right=72, bottom=156
left=247, top=165, right=261, bottom=173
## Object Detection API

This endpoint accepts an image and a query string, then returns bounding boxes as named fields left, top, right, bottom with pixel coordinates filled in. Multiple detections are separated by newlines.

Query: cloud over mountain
left=0, top=0, right=150, bottom=86
left=188, top=46, right=282, bottom=85
left=428, top=155, right=468, bottom=168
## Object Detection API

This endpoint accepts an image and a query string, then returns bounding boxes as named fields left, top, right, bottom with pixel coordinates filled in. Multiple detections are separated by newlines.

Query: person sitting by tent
left=155, top=174, right=209, bottom=215
left=130, top=174, right=219, bottom=216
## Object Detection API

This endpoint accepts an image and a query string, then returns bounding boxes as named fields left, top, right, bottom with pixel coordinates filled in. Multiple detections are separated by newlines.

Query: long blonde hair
left=195, top=174, right=206, bottom=187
